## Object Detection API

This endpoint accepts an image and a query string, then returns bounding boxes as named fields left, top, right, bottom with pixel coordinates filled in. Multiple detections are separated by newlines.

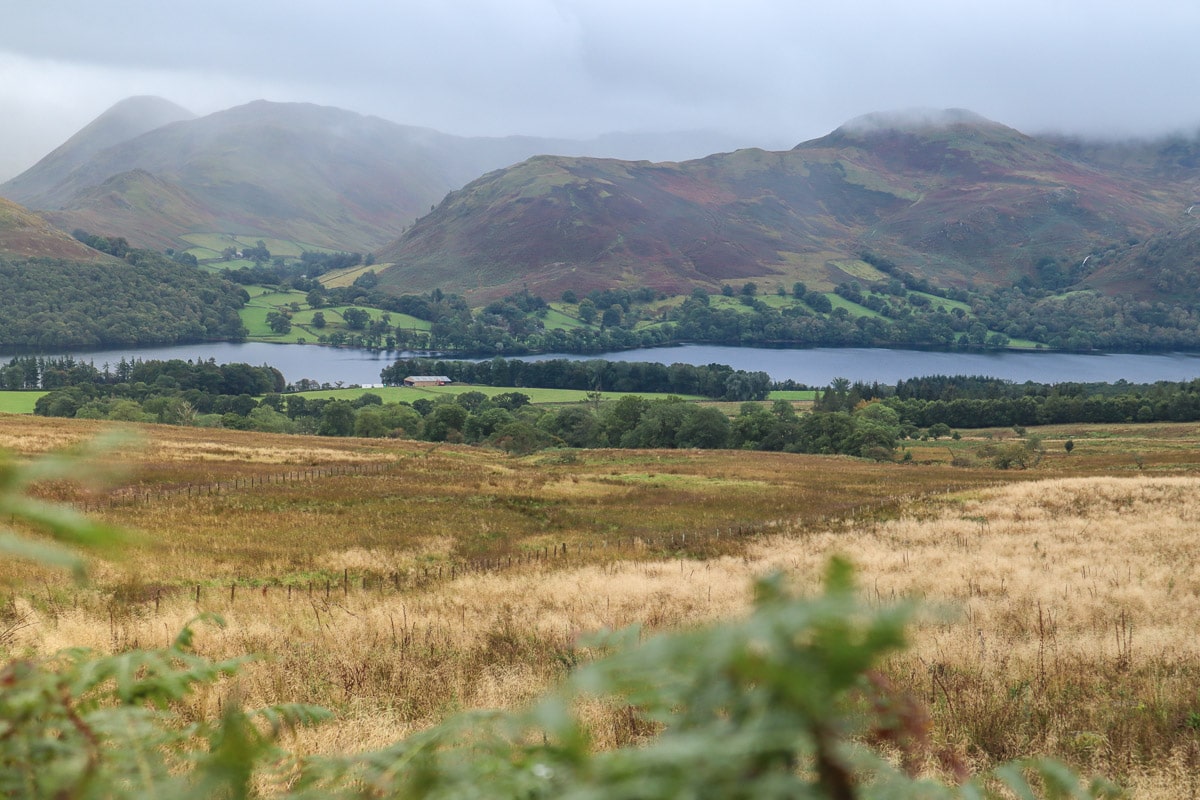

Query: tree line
left=380, top=358, right=772, bottom=401
left=819, top=373, right=1200, bottom=429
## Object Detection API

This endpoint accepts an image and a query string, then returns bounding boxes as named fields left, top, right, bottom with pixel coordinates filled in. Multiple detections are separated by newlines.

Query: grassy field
left=239, top=289, right=313, bottom=342
left=5, top=415, right=1200, bottom=794
left=541, top=305, right=588, bottom=330
left=0, top=391, right=45, bottom=413
left=318, top=264, right=378, bottom=289
left=239, top=287, right=432, bottom=343
left=181, top=233, right=328, bottom=260
left=825, top=291, right=887, bottom=318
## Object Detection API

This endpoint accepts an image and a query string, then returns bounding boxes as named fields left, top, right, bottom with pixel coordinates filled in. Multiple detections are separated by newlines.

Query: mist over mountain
left=5, top=98, right=1200, bottom=312
left=0, top=98, right=764, bottom=253
left=373, top=110, right=1200, bottom=303
left=1, top=96, right=195, bottom=204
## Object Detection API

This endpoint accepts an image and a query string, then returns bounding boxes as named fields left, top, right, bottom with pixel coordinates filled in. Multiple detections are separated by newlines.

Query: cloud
left=2, top=0, right=1200, bottom=180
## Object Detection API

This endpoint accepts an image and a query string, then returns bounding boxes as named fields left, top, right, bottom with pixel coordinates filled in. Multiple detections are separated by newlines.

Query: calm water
left=9, top=341, right=1200, bottom=387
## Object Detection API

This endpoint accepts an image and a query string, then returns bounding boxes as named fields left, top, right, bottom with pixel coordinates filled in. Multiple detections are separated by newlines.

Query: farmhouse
left=403, top=375, right=452, bottom=387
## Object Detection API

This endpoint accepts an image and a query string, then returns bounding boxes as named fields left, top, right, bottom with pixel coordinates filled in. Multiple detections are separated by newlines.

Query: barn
left=402, top=375, right=452, bottom=387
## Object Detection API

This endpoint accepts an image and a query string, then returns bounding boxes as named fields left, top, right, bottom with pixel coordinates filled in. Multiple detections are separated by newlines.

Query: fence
left=65, top=462, right=1000, bottom=610
left=73, top=460, right=394, bottom=513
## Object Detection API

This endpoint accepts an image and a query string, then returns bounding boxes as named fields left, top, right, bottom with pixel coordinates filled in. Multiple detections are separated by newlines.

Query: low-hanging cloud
left=2, top=0, right=1199, bottom=180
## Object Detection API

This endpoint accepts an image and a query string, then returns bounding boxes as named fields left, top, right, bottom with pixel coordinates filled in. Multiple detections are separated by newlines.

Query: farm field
left=239, top=286, right=431, bottom=343
left=4, top=414, right=1200, bottom=794
left=181, top=233, right=329, bottom=262
left=0, top=390, right=44, bottom=413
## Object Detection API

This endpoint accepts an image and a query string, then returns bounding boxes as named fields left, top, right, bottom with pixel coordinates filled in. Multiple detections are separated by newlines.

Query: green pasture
left=181, top=233, right=327, bottom=259
left=240, top=289, right=313, bottom=342
left=240, top=287, right=434, bottom=343
left=707, top=295, right=759, bottom=314
left=825, top=293, right=885, bottom=319
left=908, top=290, right=971, bottom=313
left=320, top=305, right=431, bottom=331
left=541, top=306, right=587, bottom=331
left=0, top=391, right=46, bottom=414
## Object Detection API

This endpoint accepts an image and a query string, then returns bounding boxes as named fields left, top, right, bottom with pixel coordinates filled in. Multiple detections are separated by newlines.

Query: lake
left=9, top=341, right=1200, bottom=388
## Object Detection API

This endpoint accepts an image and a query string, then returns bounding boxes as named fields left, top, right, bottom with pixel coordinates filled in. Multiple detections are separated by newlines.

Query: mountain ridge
left=0, top=98, right=761, bottom=253
left=373, top=110, right=1200, bottom=302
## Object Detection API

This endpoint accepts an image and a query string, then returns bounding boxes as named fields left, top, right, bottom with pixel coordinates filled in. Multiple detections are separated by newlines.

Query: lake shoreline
left=5, top=340, right=1200, bottom=388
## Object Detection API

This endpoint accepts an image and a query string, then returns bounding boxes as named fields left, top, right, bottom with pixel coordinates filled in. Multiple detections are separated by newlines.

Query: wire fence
left=73, top=460, right=394, bottom=513
left=88, top=478, right=994, bottom=613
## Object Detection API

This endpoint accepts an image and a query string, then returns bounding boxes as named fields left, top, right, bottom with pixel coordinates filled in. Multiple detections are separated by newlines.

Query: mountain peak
left=1, top=96, right=195, bottom=207
left=48, top=96, right=195, bottom=158
left=837, top=108, right=996, bottom=134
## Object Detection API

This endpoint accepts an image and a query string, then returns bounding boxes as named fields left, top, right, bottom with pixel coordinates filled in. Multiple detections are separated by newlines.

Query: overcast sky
left=2, top=0, right=1198, bottom=181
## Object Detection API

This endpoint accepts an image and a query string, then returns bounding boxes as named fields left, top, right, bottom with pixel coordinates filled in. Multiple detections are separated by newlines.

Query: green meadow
left=0, top=391, right=46, bottom=414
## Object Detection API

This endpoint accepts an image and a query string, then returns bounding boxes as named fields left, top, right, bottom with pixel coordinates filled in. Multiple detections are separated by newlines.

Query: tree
left=317, top=400, right=356, bottom=436
left=541, top=405, right=599, bottom=448
left=805, top=292, right=833, bottom=313
left=342, top=307, right=370, bottom=330
left=265, top=311, right=292, bottom=334
left=676, top=406, right=731, bottom=449
left=423, top=402, right=469, bottom=442
left=928, top=422, right=952, bottom=440
left=352, top=270, right=379, bottom=289
left=311, top=311, right=326, bottom=329
left=577, top=299, right=597, bottom=324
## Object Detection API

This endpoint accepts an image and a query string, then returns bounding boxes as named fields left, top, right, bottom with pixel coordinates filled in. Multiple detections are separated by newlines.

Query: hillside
left=0, top=99, right=753, bottom=254
left=1, top=96, right=195, bottom=205
left=374, top=110, right=1200, bottom=302
left=0, top=195, right=113, bottom=262
left=0, top=248, right=247, bottom=349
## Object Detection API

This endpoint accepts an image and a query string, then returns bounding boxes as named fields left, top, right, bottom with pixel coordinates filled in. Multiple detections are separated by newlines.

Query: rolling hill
left=373, top=110, right=1200, bottom=302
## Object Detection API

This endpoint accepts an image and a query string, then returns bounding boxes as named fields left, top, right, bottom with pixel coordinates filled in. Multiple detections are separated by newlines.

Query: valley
left=3, top=95, right=1200, bottom=796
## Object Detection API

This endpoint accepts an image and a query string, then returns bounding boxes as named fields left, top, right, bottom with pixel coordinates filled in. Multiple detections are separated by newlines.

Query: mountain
left=1, top=99, right=759, bottom=254
left=372, top=109, right=1200, bottom=302
left=0, top=196, right=113, bottom=262
left=2, top=96, right=195, bottom=205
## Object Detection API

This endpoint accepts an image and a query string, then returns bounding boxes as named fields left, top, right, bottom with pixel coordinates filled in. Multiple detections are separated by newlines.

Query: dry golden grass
left=8, top=416, right=1200, bottom=795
